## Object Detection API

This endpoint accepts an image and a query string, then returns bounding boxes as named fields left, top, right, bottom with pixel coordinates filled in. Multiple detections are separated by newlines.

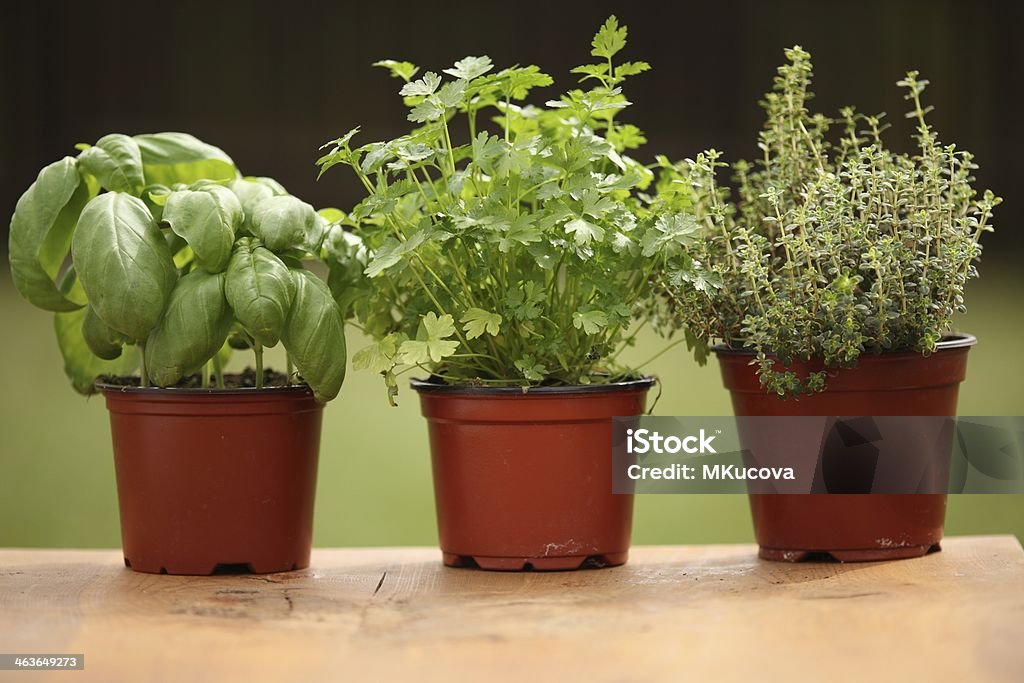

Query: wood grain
left=1, top=536, right=1022, bottom=682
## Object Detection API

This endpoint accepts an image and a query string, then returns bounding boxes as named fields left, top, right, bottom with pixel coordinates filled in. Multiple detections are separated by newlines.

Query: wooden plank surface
left=0, top=536, right=1021, bottom=682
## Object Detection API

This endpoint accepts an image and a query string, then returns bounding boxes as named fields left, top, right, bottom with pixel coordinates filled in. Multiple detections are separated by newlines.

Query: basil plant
left=9, top=132, right=346, bottom=402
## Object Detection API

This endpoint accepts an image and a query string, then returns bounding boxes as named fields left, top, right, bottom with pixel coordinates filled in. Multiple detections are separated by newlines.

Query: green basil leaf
left=54, top=307, right=139, bottom=394
left=281, top=269, right=346, bottom=402
left=134, top=132, right=236, bottom=186
left=227, top=178, right=275, bottom=233
left=162, top=185, right=241, bottom=273
left=77, top=134, right=145, bottom=195
left=250, top=195, right=317, bottom=253
left=144, top=270, right=233, bottom=386
left=225, top=237, right=295, bottom=347
left=8, top=157, right=91, bottom=311
left=72, top=192, right=177, bottom=341
left=250, top=176, right=288, bottom=195
left=82, top=305, right=128, bottom=360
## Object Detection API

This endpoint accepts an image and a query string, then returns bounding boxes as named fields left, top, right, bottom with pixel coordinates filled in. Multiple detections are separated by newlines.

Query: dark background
left=2, top=0, right=1021, bottom=259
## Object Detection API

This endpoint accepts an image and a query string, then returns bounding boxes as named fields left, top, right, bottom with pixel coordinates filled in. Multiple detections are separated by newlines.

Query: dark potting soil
left=99, top=368, right=301, bottom=390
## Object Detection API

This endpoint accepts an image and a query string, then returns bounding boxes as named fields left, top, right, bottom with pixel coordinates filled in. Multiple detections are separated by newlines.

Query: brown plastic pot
left=714, top=334, right=975, bottom=562
left=412, top=377, right=655, bottom=571
left=98, top=383, right=323, bottom=575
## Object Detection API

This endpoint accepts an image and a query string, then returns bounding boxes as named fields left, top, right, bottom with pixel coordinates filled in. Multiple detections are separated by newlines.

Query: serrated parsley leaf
left=408, top=99, right=445, bottom=123
left=373, top=60, right=419, bottom=82
left=398, top=312, right=459, bottom=364
left=591, top=15, right=627, bottom=60
left=570, top=63, right=610, bottom=83
left=572, top=309, right=609, bottom=335
left=364, top=231, right=428, bottom=278
left=615, top=61, right=651, bottom=79
left=437, top=79, right=468, bottom=108
left=400, top=71, right=442, bottom=97
left=565, top=217, right=605, bottom=246
left=444, top=56, right=494, bottom=80
left=461, top=308, right=502, bottom=339
left=640, top=213, right=700, bottom=256
left=515, top=355, right=547, bottom=382
left=496, top=66, right=554, bottom=100
left=352, top=334, right=398, bottom=374
left=395, top=143, right=434, bottom=162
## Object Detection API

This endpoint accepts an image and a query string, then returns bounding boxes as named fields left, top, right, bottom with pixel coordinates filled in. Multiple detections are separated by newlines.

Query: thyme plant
left=660, top=46, right=1000, bottom=395
left=318, top=17, right=696, bottom=401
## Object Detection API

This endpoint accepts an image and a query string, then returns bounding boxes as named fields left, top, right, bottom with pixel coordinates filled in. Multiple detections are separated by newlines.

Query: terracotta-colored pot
left=98, top=384, right=323, bottom=575
left=412, top=378, right=655, bottom=571
left=714, top=335, right=975, bottom=562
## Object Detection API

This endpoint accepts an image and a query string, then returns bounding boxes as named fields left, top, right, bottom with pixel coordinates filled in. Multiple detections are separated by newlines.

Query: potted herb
left=317, top=17, right=694, bottom=570
left=9, top=132, right=347, bottom=574
left=660, top=47, right=999, bottom=561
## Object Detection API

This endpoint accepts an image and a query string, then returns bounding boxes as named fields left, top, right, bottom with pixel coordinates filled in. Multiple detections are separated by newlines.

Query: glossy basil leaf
left=144, top=270, right=233, bottom=387
left=134, top=132, right=236, bottom=186
left=225, top=237, right=295, bottom=347
left=250, top=195, right=317, bottom=253
left=281, top=269, right=347, bottom=402
left=54, top=307, right=140, bottom=394
left=83, top=305, right=128, bottom=360
left=162, top=185, right=242, bottom=273
left=77, top=134, right=145, bottom=195
left=251, top=176, right=288, bottom=195
left=227, top=178, right=274, bottom=233
left=72, top=192, right=177, bottom=341
left=8, top=157, right=91, bottom=311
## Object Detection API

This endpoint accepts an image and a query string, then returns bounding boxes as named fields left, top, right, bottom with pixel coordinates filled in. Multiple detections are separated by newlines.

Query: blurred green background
left=1, top=264, right=1020, bottom=549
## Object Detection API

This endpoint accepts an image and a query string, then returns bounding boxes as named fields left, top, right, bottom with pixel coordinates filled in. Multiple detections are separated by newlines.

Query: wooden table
left=1, top=536, right=1021, bottom=682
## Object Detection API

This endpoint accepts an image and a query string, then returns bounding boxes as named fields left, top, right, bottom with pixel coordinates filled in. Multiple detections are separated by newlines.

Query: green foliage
left=72, top=192, right=178, bottom=342
left=8, top=157, right=92, bottom=311
left=9, top=133, right=348, bottom=402
left=659, top=47, right=1000, bottom=396
left=77, top=134, right=146, bottom=195
left=133, top=132, right=236, bottom=186
left=318, top=16, right=691, bottom=399
left=251, top=195, right=318, bottom=253
left=282, top=270, right=347, bottom=403
left=82, top=306, right=128, bottom=360
left=225, top=237, right=295, bottom=348
left=162, top=185, right=242, bottom=273
left=144, top=270, right=233, bottom=386
left=54, top=306, right=140, bottom=394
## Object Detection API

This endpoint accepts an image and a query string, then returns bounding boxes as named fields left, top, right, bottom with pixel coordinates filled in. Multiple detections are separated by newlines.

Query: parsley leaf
left=444, top=56, right=494, bottom=81
left=352, top=334, right=398, bottom=374
left=398, top=312, right=459, bottom=364
left=373, top=60, right=419, bottom=82
left=400, top=72, right=442, bottom=97
left=565, top=217, right=605, bottom=245
left=461, top=308, right=502, bottom=339
left=573, top=309, right=609, bottom=335
left=591, top=15, right=627, bottom=60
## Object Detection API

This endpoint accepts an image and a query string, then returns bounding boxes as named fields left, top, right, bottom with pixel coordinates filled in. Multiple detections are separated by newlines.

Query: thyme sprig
left=659, top=47, right=1000, bottom=396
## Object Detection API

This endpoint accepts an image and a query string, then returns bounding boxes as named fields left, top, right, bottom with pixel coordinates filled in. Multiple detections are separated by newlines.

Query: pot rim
left=410, top=376, right=656, bottom=396
left=710, top=332, right=977, bottom=357
left=95, top=380, right=313, bottom=397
